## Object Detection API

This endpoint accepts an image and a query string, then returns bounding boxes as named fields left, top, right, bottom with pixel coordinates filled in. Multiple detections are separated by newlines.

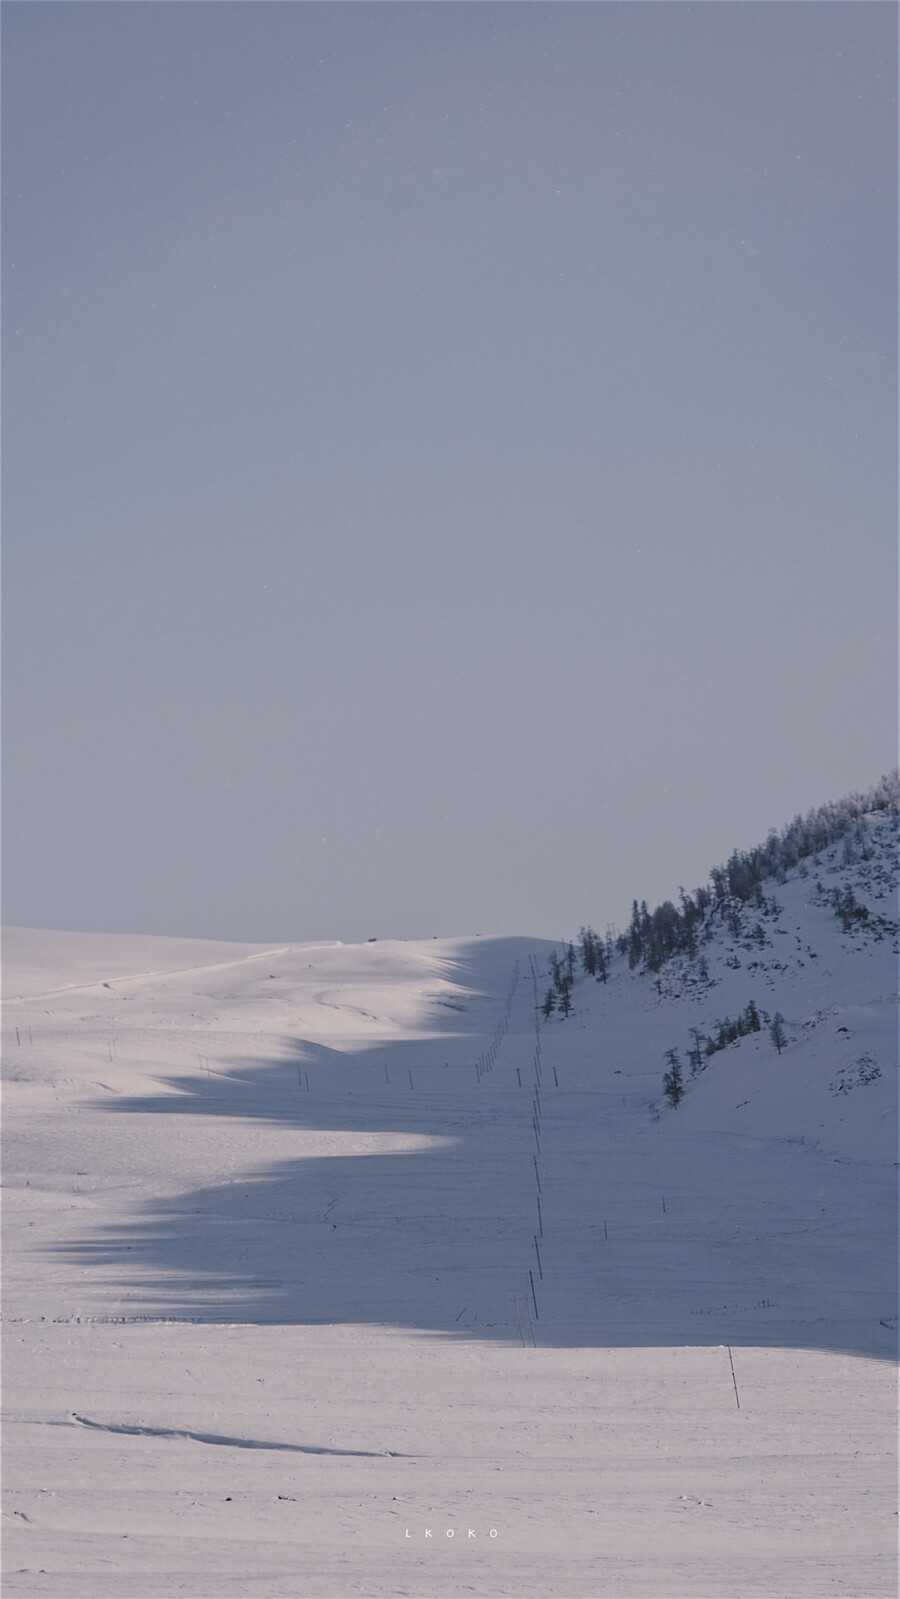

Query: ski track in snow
left=27, top=1417, right=406, bottom=1457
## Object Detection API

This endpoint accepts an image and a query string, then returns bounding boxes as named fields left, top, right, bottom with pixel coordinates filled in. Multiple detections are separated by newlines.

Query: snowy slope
left=2, top=811, right=896, bottom=1597
left=529, top=806, right=897, bottom=1357
left=633, top=806, right=897, bottom=1166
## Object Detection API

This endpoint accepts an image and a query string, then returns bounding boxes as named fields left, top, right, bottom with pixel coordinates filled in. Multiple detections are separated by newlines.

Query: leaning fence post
left=524, top=1292, right=537, bottom=1347
left=727, top=1345, right=741, bottom=1410
left=529, top=1269, right=539, bottom=1320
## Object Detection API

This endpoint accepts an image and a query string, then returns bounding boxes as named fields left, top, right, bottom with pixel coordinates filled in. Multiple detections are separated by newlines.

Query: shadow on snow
left=54, top=937, right=898, bottom=1361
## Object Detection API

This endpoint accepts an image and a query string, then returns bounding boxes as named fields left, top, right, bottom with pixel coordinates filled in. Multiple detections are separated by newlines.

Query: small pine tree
left=770, top=1012, right=787, bottom=1054
left=628, top=901, right=643, bottom=969
left=579, top=926, right=597, bottom=977
left=662, top=1048, right=683, bottom=1108
left=541, top=990, right=556, bottom=1020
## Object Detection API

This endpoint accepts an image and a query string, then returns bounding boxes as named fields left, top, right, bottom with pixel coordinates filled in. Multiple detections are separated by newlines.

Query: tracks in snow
left=28, top=1415, right=410, bottom=1457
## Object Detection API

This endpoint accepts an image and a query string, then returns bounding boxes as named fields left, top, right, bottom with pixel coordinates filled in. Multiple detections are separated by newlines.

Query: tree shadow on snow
left=54, top=937, right=897, bottom=1361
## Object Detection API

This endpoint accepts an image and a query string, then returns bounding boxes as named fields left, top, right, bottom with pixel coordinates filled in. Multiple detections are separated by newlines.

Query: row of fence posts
left=530, top=954, right=543, bottom=1315
left=466, top=955, right=543, bottom=1344
left=512, top=970, right=742, bottom=1411
left=512, top=952, right=554, bottom=1343
left=475, top=960, right=519, bottom=1083
left=12, top=1027, right=127, bottom=1063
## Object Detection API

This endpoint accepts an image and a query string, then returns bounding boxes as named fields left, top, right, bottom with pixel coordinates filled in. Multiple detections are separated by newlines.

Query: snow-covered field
left=3, top=819, right=897, bottom=1596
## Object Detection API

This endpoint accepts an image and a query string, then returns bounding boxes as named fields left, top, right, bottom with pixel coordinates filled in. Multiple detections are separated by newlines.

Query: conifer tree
left=579, top=927, right=597, bottom=977
left=662, top=1049, right=683, bottom=1107
left=770, top=1013, right=787, bottom=1054
left=627, top=901, right=643, bottom=969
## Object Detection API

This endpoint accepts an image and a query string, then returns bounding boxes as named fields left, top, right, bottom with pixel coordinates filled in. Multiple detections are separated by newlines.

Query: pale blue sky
left=4, top=2, right=896, bottom=942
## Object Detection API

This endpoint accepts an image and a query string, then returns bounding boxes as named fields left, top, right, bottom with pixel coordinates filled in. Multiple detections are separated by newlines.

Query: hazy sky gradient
left=4, top=2, right=896, bottom=942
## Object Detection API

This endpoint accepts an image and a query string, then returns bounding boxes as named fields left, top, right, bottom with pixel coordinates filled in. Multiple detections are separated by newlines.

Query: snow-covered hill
left=2, top=794, right=896, bottom=1597
left=525, top=802, right=898, bottom=1361
left=554, top=801, right=897, bottom=1169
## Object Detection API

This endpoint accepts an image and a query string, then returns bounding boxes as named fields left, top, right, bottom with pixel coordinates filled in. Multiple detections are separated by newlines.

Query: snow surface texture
left=3, top=817, right=897, bottom=1597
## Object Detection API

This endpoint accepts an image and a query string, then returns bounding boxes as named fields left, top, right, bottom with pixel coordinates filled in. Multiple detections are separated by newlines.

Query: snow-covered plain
left=3, top=818, right=897, bottom=1596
